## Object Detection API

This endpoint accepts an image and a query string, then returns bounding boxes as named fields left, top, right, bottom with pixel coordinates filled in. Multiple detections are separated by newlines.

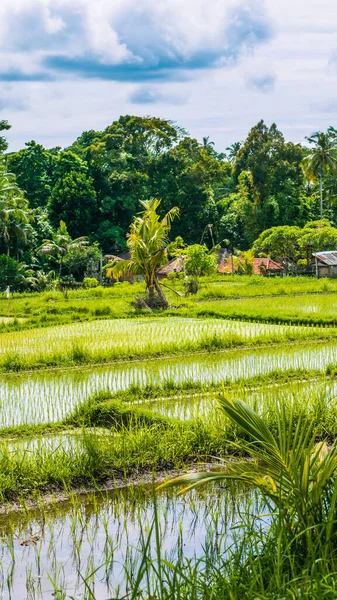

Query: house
left=312, top=251, right=337, bottom=278
left=157, top=257, right=185, bottom=280
left=103, top=254, right=134, bottom=283
left=218, top=256, right=283, bottom=276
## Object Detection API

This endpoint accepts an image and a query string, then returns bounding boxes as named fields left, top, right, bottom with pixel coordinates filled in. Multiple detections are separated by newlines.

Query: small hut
left=312, top=251, right=337, bottom=278
left=157, top=257, right=185, bottom=280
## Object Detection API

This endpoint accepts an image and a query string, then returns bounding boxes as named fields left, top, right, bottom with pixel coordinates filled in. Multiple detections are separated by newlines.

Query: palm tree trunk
left=147, top=284, right=155, bottom=307
left=154, top=276, right=168, bottom=307
left=320, top=174, right=323, bottom=219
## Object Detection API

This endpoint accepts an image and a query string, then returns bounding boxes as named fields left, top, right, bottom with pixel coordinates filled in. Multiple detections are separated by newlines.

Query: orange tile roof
left=218, top=257, right=283, bottom=274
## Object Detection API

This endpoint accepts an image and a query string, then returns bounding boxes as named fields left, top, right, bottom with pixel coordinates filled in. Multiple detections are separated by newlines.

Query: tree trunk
left=147, top=284, right=155, bottom=307
left=154, top=277, right=168, bottom=307
left=320, top=175, right=323, bottom=219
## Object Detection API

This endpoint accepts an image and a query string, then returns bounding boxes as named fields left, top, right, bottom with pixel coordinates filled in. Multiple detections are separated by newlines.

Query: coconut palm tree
left=159, top=393, right=337, bottom=561
left=304, top=131, right=337, bottom=218
left=39, top=220, right=88, bottom=280
left=226, top=141, right=243, bottom=163
left=111, top=199, right=179, bottom=308
left=0, top=162, right=29, bottom=255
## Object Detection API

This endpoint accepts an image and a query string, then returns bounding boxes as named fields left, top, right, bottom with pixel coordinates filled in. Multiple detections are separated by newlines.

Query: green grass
left=1, top=373, right=337, bottom=499
left=2, top=275, right=337, bottom=597
left=2, top=276, right=337, bottom=334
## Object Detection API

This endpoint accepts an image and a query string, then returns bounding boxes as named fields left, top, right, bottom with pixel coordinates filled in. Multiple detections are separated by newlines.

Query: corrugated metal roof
left=312, top=251, right=337, bottom=265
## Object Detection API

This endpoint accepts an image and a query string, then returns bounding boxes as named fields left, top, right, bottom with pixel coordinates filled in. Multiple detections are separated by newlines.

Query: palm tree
left=111, top=199, right=179, bottom=308
left=0, top=163, right=29, bottom=255
left=39, top=220, right=88, bottom=280
left=304, top=131, right=337, bottom=218
left=159, top=394, right=337, bottom=561
left=226, top=141, right=243, bottom=163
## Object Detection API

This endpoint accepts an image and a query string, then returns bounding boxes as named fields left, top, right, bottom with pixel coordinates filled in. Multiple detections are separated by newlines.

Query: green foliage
left=0, top=254, right=28, bottom=291
left=0, top=120, right=11, bottom=154
left=253, top=225, right=302, bottom=261
left=39, top=220, right=88, bottom=279
left=5, top=114, right=337, bottom=274
left=185, top=244, right=217, bottom=277
left=62, top=243, right=100, bottom=280
left=0, top=160, right=30, bottom=255
left=83, top=277, right=99, bottom=288
left=48, top=171, right=97, bottom=238
left=8, top=140, right=55, bottom=208
left=254, top=221, right=337, bottom=261
left=112, top=198, right=179, bottom=307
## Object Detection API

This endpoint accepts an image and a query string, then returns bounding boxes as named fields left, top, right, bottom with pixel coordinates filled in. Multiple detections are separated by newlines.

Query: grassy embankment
left=1, top=370, right=337, bottom=500
left=2, top=275, right=337, bottom=333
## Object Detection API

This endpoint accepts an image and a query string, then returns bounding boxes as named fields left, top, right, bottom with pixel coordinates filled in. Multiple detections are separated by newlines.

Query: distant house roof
left=118, top=251, right=131, bottom=260
left=104, top=254, right=122, bottom=262
left=157, top=257, right=185, bottom=277
left=253, top=258, right=283, bottom=274
left=312, top=251, right=337, bottom=266
left=218, top=257, right=283, bottom=275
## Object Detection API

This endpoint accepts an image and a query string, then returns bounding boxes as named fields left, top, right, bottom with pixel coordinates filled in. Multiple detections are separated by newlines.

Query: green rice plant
left=1, top=316, right=337, bottom=374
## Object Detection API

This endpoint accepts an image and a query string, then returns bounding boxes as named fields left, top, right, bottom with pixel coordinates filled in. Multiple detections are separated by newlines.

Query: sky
left=1, top=0, right=337, bottom=152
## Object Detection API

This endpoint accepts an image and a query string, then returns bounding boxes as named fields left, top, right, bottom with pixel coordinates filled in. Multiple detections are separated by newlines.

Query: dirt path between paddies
left=0, top=460, right=241, bottom=515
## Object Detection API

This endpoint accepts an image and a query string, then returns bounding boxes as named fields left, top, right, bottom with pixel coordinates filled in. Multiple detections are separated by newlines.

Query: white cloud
left=1, top=0, right=337, bottom=152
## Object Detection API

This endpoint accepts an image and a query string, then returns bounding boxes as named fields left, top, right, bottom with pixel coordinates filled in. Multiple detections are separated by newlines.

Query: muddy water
left=0, top=483, right=260, bottom=599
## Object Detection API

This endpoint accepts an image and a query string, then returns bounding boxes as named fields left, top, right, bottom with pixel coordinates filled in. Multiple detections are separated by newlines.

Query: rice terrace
left=4, top=3, right=337, bottom=594
left=1, top=271, right=337, bottom=598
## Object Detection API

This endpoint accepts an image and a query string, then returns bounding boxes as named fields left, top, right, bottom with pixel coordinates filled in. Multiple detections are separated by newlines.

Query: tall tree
left=39, top=220, right=88, bottom=280
left=303, top=131, right=337, bottom=218
left=8, top=141, right=55, bottom=208
left=111, top=199, right=179, bottom=308
left=0, top=161, right=29, bottom=255
left=0, top=120, right=11, bottom=154
left=48, top=171, right=97, bottom=238
left=233, top=121, right=304, bottom=234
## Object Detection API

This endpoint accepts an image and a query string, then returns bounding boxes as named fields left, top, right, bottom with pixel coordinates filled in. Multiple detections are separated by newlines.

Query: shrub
left=83, top=277, right=99, bottom=288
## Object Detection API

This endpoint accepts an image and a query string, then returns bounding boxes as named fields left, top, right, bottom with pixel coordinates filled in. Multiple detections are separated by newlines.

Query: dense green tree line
left=1, top=115, right=337, bottom=289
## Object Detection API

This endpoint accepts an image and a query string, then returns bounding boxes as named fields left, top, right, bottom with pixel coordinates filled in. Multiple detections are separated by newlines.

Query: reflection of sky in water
left=1, top=342, right=337, bottom=427
left=0, top=484, right=263, bottom=599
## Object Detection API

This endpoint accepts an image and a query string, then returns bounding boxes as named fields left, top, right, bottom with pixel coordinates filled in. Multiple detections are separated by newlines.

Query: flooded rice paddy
left=0, top=483, right=260, bottom=599
left=1, top=341, right=337, bottom=428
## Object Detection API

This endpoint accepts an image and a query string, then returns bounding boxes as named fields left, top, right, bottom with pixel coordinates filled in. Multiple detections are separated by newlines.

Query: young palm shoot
left=110, top=198, right=179, bottom=309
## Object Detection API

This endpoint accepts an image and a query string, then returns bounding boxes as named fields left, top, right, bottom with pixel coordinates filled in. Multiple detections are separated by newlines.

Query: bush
left=83, top=277, right=99, bottom=288
left=0, top=255, right=28, bottom=292
left=185, top=245, right=217, bottom=277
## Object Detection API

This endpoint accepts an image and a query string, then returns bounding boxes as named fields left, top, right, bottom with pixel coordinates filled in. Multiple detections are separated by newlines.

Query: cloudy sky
left=1, top=0, right=336, bottom=152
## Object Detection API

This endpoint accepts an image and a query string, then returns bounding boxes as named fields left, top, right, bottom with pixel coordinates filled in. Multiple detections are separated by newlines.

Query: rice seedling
left=1, top=278, right=337, bottom=597
left=1, top=340, right=337, bottom=428
left=0, top=480, right=255, bottom=599
left=1, top=317, right=337, bottom=373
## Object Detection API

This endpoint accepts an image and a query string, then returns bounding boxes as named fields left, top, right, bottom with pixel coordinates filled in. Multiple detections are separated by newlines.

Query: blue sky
left=1, top=0, right=336, bottom=151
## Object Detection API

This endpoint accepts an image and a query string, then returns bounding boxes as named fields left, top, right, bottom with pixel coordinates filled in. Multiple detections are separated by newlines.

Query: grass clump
left=68, top=398, right=178, bottom=430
